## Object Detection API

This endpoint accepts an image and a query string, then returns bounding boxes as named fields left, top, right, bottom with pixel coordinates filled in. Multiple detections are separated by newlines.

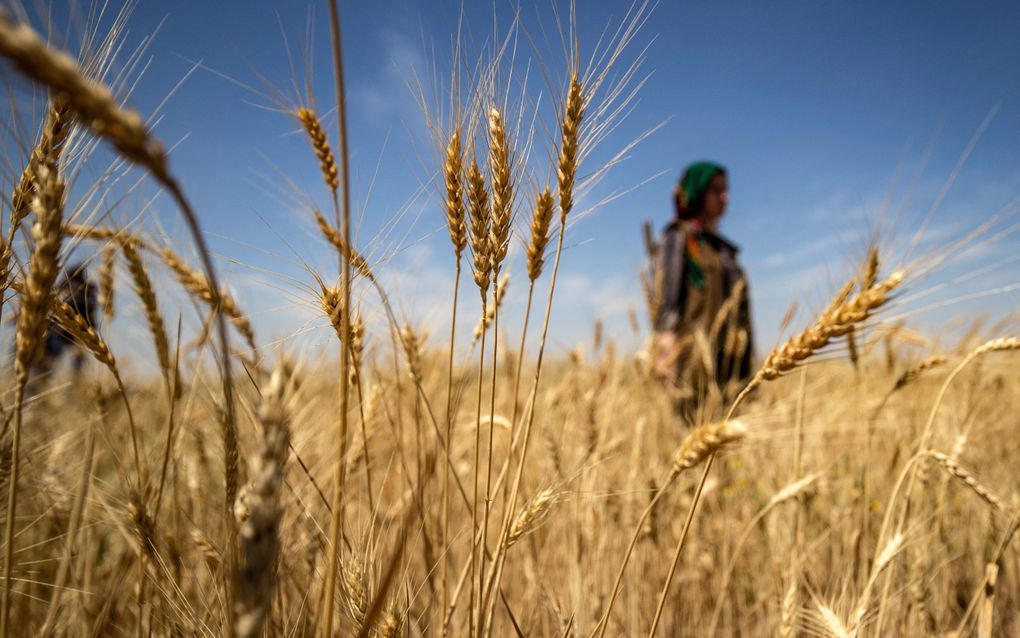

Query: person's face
left=701, top=172, right=729, bottom=228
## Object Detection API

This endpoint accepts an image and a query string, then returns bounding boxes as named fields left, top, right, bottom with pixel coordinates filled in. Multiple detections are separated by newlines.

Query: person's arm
left=653, top=225, right=685, bottom=332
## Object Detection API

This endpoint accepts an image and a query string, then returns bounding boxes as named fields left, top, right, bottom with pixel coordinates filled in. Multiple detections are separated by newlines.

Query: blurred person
left=651, top=161, right=753, bottom=396
left=36, top=262, right=98, bottom=379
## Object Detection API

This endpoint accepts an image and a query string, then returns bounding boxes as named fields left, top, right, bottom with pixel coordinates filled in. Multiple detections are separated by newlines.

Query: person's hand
left=652, top=331, right=682, bottom=386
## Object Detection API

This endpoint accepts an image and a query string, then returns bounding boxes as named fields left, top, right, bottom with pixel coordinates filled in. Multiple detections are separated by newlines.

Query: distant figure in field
left=37, top=262, right=98, bottom=378
left=651, top=161, right=753, bottom=395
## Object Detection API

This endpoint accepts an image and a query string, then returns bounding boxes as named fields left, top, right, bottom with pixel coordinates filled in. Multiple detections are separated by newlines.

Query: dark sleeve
left=79, top=282, right=98, bottom=328
left=737, top=272, right=754, bottom=380
left=654, top=226, right=685, bottom=332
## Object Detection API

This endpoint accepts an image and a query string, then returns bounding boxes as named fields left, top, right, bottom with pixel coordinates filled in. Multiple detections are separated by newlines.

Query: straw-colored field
left=1, top=2, right=1018, bottom=636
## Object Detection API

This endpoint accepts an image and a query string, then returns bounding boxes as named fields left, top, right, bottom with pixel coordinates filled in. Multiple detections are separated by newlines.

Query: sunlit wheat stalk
left=2, top=160, right=63, bottom=634
left=466, top=152, right=491, bottom=636
left=320, top=2, right=356, bottom=634
left=235, top=366, right=290, bottom=638
left=487, top=75, right=584, bottom=634
left=0, top=17, right=241, bottom=626
left=441, top=127, right=466, bottom=624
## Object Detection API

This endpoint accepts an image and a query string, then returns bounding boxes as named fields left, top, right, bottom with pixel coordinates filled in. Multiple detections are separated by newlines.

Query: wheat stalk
left=709, top=472, right=821, bottom=635
left=472, top=273, right=509, bottom=344
left=490, top=73, right=588, bottom=636
left=466, top=149, right=491, bottom=632
left=3, top=160, right=64, bottom=633
left=850, top=532, right=905, bottom=632
left=235, top=365, right=290, bottom=638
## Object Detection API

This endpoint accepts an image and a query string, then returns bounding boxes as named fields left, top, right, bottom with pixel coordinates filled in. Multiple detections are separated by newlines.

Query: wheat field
left=0, top=2, right=1018, bottom=636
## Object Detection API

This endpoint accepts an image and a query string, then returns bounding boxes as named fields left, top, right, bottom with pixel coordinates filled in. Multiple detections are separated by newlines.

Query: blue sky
left=36, top=0, right=1020, bottom=359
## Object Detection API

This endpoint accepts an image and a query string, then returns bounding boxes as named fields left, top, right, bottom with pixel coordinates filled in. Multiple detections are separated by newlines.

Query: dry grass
left=1, top=3, right=1018, bottom=638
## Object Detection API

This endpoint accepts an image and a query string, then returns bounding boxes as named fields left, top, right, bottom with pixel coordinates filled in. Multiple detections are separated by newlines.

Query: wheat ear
left=10, top=97, right=71, bottom=230
left=814, top=601, right=852, bottom=638
left=376, top=599, right=402, bottom=638
left=526, top=187, right=555, bottom=281
left=893, top=354, right=948, bottom=391
left=339, top=555, right=370, bottom=632
left=98, top=243, right=116, bottom=322
left=161, top=246, right=257, bottom=355
left=321, top=286, right=346, bottom=341
left=0, top=240, right=10, bottom=296
left=479, top=107, right=516, bottom=634
left=48, top=294, right=144, bottom=473
left=121, top=241, right=170, bottom=381
left=487, top=108, right=513, bottom=270
left=49, top=296, right=117, bottom=372
left=444, top=130, right=467, bottom=258
left=927, top=451, right=1005, bottom=512
left=13, top=164, right=64, bottom=383
left=672, top=419, right=749, bottom=475
left=399, top=323, right=424, bottom=385
left=0, top=12, right=164, bottom=172
left=558, top=75, right=583, bottom=219
left=503, top=487, right=559, bottom=549
left=313, top=209, right=374, bottom=281
left=467, top=156, right=491, bottom=298
left=296, top=107, right=339, bottom=192
left=755, top=271, right=903, bottom=385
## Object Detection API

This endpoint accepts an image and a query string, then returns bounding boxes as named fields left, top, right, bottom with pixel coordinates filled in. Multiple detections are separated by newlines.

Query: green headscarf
left=675, top=161, right=725, bottom=219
